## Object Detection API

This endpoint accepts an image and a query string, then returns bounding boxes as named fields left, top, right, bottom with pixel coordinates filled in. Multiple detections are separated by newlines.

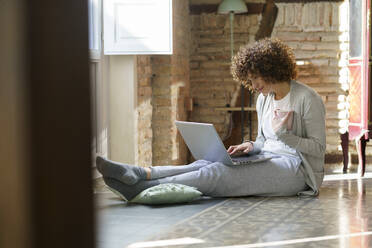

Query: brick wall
left=189, top=13, right=261, bottom=141
left=271, top=2, right=371, bottom=155
left=136, top=1, right=371, bottom=167
left=272, top=2, right=349, bottom=153
left=189, top=2, right=372, bottom=155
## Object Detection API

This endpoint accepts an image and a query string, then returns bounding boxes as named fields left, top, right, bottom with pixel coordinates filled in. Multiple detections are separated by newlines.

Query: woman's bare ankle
left=145, top=167, right=151, bottom=180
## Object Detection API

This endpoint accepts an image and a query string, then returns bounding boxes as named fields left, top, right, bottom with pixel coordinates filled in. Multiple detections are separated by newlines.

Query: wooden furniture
left=215, top=106, right=255, bottom=111
left=341, top=0, right=371, bottom=176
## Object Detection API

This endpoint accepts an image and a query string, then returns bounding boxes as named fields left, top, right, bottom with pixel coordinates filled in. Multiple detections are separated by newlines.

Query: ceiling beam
left=190, top=0, right=343, bottom=15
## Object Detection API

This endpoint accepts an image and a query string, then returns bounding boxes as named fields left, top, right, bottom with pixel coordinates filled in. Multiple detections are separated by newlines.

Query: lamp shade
left=217, top=0, right=248, bottom=14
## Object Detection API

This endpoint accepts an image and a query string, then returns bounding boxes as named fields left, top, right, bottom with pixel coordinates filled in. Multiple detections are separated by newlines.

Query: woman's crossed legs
left=97, top=156, right=307, bottom=201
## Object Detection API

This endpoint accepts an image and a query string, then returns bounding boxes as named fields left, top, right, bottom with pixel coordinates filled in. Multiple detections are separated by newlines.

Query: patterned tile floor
left=95, top=193, right=225, bottom=248
left=96, top=172, right=372, bottom=248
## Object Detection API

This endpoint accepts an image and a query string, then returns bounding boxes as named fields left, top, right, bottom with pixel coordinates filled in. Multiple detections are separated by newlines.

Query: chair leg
left=356, top=136, right=367, bottom=177
left=340, top=132, right=349, bottom=173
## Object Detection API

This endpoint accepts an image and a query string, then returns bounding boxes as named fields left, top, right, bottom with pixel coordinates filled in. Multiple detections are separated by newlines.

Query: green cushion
left=130, top=183, right=202, bottom=205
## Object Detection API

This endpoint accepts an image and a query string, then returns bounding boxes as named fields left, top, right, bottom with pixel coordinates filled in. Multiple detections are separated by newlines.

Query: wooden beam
left=275, top=0, right=343, bottom=2
left=255, top=0, right=278, bottom=41
left=189, top=0, right=344, bottom=15
left=215, top=107, right=256, bottom=111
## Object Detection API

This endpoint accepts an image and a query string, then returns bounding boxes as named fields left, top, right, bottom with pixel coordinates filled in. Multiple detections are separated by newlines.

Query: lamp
left=218, top=0, right=247, bottom=13
left=218, top=0, right=248, bottom=143
left=218, top=0, right=247, bottom=58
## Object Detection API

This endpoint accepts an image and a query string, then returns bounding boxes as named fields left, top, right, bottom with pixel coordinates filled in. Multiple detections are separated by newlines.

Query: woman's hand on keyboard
left=227, top=142, right=253, bottom=155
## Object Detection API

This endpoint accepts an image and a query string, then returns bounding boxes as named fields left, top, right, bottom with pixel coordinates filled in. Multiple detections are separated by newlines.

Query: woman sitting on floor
left=96, top=38, right=326, bottom=200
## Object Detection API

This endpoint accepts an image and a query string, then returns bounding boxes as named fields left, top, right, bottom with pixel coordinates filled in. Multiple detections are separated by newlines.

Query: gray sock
left=96, top=156, right=148, bottom=185
left=103, top=177, right=159, bottom=201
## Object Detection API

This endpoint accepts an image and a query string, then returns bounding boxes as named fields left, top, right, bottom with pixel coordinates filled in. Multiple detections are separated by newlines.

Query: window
left=88, top=0, right=101, bottom=59
left=88, top=0, right=108, bottom=163
left=103, top=0, right=173, bottom=55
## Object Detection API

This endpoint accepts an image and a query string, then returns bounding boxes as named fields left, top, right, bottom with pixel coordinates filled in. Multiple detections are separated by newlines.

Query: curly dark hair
left=231, top=38, right=297, bottom=89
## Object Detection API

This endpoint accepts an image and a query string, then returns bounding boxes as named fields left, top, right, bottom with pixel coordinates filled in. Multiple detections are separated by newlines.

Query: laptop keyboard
left=231, top=154, right=277, bottom=165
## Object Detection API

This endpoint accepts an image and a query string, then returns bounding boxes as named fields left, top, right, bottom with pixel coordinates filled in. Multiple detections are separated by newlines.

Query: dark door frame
left=1, top=1, right=95, bottom=248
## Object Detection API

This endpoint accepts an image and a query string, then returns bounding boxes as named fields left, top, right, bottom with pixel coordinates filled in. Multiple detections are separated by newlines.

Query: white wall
left=108, top=56, right=137, bottom=164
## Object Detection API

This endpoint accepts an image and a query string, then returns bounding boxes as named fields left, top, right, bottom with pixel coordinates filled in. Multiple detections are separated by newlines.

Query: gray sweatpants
left=151, top=152, right=307, bottom=197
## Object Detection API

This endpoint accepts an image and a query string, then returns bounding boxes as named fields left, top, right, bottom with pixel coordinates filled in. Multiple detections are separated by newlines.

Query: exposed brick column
left=136, top=55, right=153, bottom=167
left=152, top=0, right=191, bottom=165
left=136, top=0, right=191, bottom=166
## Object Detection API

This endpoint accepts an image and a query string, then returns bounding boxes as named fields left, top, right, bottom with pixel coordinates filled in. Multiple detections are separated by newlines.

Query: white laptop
left=175, top=121, right=277, bottom=166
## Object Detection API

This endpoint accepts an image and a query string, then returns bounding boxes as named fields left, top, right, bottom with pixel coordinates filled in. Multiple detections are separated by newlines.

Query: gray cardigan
left=249, top=80, right=326, bottom=196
